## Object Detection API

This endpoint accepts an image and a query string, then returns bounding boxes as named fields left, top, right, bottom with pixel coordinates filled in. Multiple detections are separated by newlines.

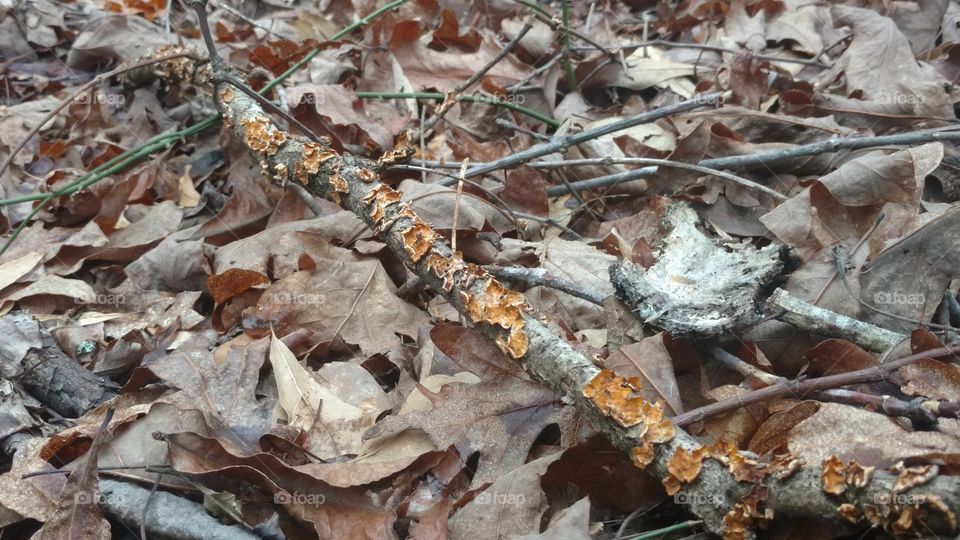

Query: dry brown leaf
left=448, top=451, right=563, bottom=540
left=602, top=333, right=684, bottom=415
left=252, top=248, right=427, bottom=355
left=787, top=402, right=960, bottom=468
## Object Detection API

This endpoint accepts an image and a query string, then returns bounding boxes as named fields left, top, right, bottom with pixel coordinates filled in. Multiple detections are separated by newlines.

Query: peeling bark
left=610, top=203, right=783, bottom=339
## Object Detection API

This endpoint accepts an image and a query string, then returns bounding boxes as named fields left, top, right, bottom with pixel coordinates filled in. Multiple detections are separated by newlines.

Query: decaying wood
left=187, top=49, right=960, bottom=537
left=766, top=288, right=906, bottom=353
left=2, top=312, right=119, bottom=418
left=98, top=479, right=260, bottom=540
left=610, top=203, right=783, bottom=339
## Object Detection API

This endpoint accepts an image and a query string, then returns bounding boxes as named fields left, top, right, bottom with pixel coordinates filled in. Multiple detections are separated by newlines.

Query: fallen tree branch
left=766, top=288, right=905, bottom=353
left=546, top=126, right=960, bottom=195
left=2, top=312, right=119, bottom=418
left=672, top=344, right=960, bottom=427
left=706, top=346, right=957, bottom=426
left=530, top=157, right=787, bottom=201
left=183, top=14, right=960, bottom=535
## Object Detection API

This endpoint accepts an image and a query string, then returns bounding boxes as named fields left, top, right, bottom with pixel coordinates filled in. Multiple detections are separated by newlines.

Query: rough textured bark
left=98, top=479, right=260, bottom=540
left=766, top=288, right=905, bottom=352
left=8, top=313, right=119, bottom=418
left=199, top=61, right=960, bottom=538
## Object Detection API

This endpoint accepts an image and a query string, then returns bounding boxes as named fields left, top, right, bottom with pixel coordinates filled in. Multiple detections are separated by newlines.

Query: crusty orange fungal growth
left=582, top=369, right=650, bottom=428
left=326, top=173, right=349, bottom=204
left=219, top=87, right=235, bottom=103
left=459, top=276, right=528, bottom=358
left=662, top=474, right=682, bottom=496
left=400, top=219, right=439, bottom=263
left=241, top=116, right=286, bottom=156
left=768, top=453, right=803, bottom=480
left=822, top=455, right=847, bottom=495
left=363, top=184, right=403, bottom=224
left=358, top=168, right=376, bottom=183
left=722, top=503, right=752, bottom=540
left=584, top=369, right=676, bottom=471
left=838, top=503, right=861, bottom=524
left=728, top=452, right=765, bottom=483
left=668, top=446, right=707, bottom=484
left=845, top=461, right=874, bottom=489
left=921, top=495, right=958, bottom=531
left=631, top=442, right=655, bottom=468
left=377, top=144, right=416, bottom=169
left=892, top=463, right=937, bottom=493
left=424, top=252, right=463, bottom=291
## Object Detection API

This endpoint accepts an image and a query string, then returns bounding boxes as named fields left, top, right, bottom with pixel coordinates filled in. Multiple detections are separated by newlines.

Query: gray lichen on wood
left=610, top=203, right=783, bottom=338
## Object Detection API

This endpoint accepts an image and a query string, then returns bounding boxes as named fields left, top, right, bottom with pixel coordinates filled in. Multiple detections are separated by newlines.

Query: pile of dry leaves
left=1, top=0, right=960, bottom=538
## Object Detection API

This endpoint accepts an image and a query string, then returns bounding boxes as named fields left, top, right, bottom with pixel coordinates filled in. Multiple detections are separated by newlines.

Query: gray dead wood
left=609, top=203, right=783, bottom=339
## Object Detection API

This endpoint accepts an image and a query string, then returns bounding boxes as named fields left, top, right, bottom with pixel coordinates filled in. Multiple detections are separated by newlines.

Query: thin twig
left=559, top=0, right=577, bottom=90
left=549, top=126, right=960, bottom=196
left=581, top=40, right=829, bottom=68
left=485, top=265, right=607, bottom=305
left=708, top=347, right=954, bottom=426
left=461, top=92, right=723, bottom=179
left=511, top=0, right=619, bottom=64
left=416, top=17, right=535, bottom=140
left=766, top=288, right=905, bottom=353
left=672, top=343, right=960, bottom=426
left=533, top=157, right=787, bottom=200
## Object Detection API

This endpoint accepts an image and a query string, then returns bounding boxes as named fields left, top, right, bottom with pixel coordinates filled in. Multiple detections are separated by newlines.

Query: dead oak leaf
left=147, top=336, right=274, bottom=454
left=449, top=451, right=563, bottom=540
left=365, top=376, right=561, bottom=489
left=252, top=249, right=427, bottom=356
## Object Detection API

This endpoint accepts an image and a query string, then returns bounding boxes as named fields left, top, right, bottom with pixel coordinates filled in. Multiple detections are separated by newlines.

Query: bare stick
left=529, top=157, right=787, bottom=200
left=416, top=17, right=534, bottom=140
left=814, top=389, right=958, bottom=425
left=766, top=288, right=905, bottom=353
left=581, top=40, right=829, bottom=68
left=461, top=92, right=723, bottom=179
left=672, top=344, right=960, bottom=427
left=548, top=126, right=960, bottom=195
left=707, top=347, right=955, bottom=425
left=485, top=265, right=607, bottom=305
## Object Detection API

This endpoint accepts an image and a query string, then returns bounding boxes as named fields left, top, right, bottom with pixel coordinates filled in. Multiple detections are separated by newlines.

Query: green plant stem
left=560, top=0, right=577, bottom=91
left=624, top=520, right=702, bottom=540
left=355, top=91, right=559, bottom=127
left=0, top=194, right=54, bottom=255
